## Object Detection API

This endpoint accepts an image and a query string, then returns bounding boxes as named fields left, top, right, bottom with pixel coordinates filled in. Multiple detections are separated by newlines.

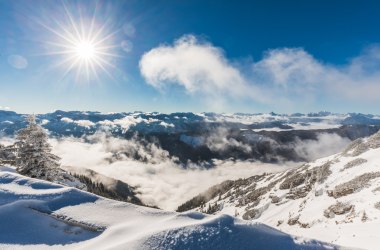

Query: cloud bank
left=0, top=106, right=11, bottom=111
left=2, top=129, right=351, bottom=210
left=293, top=133, right=351, bottom=161
left=139, top=35, right=380, bottom=110
left=50, top=133, right=293, bottom=210
left=49, top=131, right=350, bottom=210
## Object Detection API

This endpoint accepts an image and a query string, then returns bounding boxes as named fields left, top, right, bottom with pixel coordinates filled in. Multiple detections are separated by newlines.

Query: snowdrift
left=0, top=166, right=336, bottom=249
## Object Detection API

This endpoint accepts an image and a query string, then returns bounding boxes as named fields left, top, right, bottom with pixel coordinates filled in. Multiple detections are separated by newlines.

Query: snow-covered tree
left=14, top=115, right=61, bottom=181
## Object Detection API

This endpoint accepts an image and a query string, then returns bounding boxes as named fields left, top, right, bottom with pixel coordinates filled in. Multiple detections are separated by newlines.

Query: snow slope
left=189, top=131, right=380, bottom=250
left=0, top=166, right=337, bottom=250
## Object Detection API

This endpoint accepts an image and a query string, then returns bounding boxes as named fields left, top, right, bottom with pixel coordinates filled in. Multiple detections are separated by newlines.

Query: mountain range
left=1, top=110, right=380, bottom=164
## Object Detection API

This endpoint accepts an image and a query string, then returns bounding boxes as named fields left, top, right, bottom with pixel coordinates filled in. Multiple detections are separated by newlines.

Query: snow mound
left=0, top=166, right=335, bottom=249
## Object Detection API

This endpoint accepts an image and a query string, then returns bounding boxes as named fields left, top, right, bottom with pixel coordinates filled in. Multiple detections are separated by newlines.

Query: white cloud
left=111, top=116, right=159, bottom=132
left=252, top=47, right=380, bottom=102
left=139, top=35, right=267, bottom=105
left=75, top=120, right=95, bottom=128
left=39, top=119, right=49, bottom=125
left=61, top=117, right=73, bottom=123
left=60, top=117, right=95, bottom=128
left=140, top=35, right=380, bottom=109
left=252, top=48, right=326, bottom=89
left=159, top=121, right=174, bottom=128
left=293, top=133, right=351, bottom=161
left=205, top=127, right=252, bottom=153
left=0, top=106, right=11, bottom=111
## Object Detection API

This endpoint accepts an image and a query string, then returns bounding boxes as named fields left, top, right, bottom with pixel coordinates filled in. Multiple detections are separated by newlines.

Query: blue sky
left=0, top=0, right=380, bottom=114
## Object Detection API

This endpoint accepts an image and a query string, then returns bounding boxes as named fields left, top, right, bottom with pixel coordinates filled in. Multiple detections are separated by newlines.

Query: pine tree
left=14, top=115, right=61, bottom=181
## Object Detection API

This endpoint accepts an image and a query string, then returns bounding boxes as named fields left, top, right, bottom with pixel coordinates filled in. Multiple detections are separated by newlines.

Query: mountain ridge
left=178, top=130, right=380, bottom=249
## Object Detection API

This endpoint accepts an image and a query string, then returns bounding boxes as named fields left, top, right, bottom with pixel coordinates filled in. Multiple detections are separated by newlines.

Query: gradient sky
left=1, top=0, right=380, bottom=114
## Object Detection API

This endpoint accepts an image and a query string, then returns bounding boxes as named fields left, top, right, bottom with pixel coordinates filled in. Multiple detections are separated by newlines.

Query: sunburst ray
left=41, top=1, right=119, bottom=83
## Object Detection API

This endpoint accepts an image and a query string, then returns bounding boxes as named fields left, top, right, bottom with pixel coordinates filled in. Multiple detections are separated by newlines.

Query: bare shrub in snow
left=286, top=186, right=311, bottom=200
left=316, top=161, right=332, bottom=183
left=330, top=172, right=380, bottom=198
left=341, top=158, right=367, bottom=171
left=323, top=202, right=353, bottom=218
left=374, top=201, right=380, bottom=210
left=270, top=195, right=281, bottom=203
left=242, top=209, right=259, bottom=220
left=246, top=186, right=270, bottom=204
left=242, top=203, right=269, bottom=220
left=366, top=131, right=380, bottom=149
left=277, top=220, right=284, bottom=226
left=279, top=171, right=307, bottom=190
left=342, top=138, right=363, bottom=156
left=177, top=180, right=234, bottom=212
left=315, top=188, right=323, bottom=196
left=287, top=214, right=300, bottom=225
left=351, top=143, right=370, bottom=157
left=361, top=211, right=369, bottom=222
left=343, top=131, right=380, bottom=157
left=279, top=161, right=330, bottom=192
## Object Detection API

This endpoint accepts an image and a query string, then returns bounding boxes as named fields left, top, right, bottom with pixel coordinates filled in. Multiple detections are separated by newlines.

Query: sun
left=75, top=41, right=96, bottom=60
left=40, top=2, right=119, bottom=83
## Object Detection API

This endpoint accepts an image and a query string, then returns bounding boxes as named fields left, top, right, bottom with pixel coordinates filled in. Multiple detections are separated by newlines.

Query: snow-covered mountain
left=1, top=110, right=380, bottom=136
left=179, top=130, right=380, bottom=249
left=1, top=110, right=380, bottom=164
left=0, top=166, right=336, bottom=250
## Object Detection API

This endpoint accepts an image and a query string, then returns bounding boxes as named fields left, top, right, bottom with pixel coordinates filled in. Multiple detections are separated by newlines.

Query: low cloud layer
left=1, top=130, right=351, bottom=210
left=294, top=133, right=351, bottom=161
left=205, top=127, right=252, bottom=153
left=0, top=106, right=11, bottom=111
left=50, top=133, right=293, bottom=210
left=140, top=35, right=380, bottom=110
